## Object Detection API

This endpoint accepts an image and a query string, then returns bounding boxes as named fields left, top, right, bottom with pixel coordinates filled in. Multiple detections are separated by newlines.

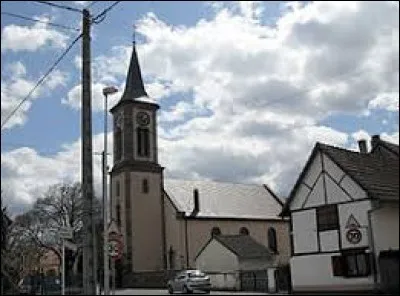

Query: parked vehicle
left=167, top=270, right=211, bottom=294
left=18, top=275, right=61, bottom=295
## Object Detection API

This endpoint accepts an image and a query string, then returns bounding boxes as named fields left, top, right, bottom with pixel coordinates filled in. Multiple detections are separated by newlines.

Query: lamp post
left=102, top=86, right=118, bottom=295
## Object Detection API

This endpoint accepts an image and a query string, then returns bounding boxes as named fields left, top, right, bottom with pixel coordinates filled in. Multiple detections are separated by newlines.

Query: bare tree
left=12, top=182, right=102, bottom=277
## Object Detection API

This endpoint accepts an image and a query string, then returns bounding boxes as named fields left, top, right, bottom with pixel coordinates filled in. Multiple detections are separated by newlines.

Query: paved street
left=112, top=289, right=278, bottom=295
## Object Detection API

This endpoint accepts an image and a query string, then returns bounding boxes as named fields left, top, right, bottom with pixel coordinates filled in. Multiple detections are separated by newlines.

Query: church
left=109, top=39, right=290, bottom=287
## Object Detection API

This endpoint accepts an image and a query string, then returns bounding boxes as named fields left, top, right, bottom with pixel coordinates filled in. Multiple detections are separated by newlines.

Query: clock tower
left=110, top=40, right=166, bottom=273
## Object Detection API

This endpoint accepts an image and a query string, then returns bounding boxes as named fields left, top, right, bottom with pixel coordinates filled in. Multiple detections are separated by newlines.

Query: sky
left=1, top=1, right=399, bottom=216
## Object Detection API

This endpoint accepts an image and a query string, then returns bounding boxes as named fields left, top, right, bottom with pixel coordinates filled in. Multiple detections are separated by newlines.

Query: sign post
left=107, top=221, right=123, bottom=295
left=59, top=227, right=73, bottom=296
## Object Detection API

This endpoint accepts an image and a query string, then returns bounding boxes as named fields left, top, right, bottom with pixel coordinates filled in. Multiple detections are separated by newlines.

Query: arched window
left=268, top=227, right=277, bottom=252
left=142, top=179, right=149, bottom=194
left=211, top=227, right=221, bottom=237
left=137, top=128, right=150, bottom=157
left=239, top=227, right=249, bottom=235
left=115, top=127, right=122, bottom=161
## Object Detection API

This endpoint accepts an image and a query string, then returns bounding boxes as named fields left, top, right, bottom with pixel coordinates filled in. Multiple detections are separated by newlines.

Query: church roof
left=111, top=43, right=148, bottom=114
left=164, top=179, right=284, bottom=220
left=121, top=43, right=148, bottom=101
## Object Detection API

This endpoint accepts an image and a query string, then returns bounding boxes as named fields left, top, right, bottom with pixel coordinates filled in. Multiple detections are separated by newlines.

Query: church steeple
left=120, top=32, right=147, bottom=102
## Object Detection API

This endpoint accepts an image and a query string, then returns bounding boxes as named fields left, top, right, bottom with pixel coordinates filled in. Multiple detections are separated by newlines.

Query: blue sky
left=1, top=1, right=399, bottom=215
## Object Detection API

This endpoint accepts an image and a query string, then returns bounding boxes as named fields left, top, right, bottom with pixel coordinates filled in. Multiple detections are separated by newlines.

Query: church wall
left=164, top=196, right=186, bottom=270
left=129, top=171, right=164, bottom=271
left=164, top=217, right=290, bottom=269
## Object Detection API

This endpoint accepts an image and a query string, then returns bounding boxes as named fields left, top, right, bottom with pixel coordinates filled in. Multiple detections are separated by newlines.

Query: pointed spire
left=120, top=25, right=147, bottom=101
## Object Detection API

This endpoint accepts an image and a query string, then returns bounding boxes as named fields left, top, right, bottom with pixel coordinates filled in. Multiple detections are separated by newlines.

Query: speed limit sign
left=108, top=232, right=123, bottom=260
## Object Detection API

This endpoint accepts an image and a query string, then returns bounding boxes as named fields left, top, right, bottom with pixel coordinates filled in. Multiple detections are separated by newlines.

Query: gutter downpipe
left=367, top=198, right=382, bottom=293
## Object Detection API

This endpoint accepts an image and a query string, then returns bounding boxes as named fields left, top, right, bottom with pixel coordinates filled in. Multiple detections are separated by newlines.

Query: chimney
left=358, top=140, right=368, bottom=154
left=371, top=134, right=381, bottom=150
left=191, top=189, right=199, bottom=216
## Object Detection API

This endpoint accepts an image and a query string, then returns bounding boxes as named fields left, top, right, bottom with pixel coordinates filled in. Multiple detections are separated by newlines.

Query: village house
left=281, top=135, right=399, bottom=294
left=108, top=39, right=290, bottom=290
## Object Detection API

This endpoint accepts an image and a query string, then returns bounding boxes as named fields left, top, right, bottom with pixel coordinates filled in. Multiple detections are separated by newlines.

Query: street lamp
left=102, top=86, right=118, bottom=296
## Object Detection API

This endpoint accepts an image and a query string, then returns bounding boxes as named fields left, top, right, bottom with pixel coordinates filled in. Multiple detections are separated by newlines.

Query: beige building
left=109, top=41, right=290, bottom=284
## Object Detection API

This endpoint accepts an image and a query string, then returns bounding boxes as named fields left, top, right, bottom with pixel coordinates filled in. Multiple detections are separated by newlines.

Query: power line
left=1, top=33, right=83, bottom=131
left=92, top=1, right=121, bottom=24
left=34, top=1, right=83, bottom=13
left=1, top=11, right=80, bottom=31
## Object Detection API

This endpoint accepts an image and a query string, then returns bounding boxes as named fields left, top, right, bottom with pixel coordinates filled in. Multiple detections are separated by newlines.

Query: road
left=112, top=289, right=279, bottom=295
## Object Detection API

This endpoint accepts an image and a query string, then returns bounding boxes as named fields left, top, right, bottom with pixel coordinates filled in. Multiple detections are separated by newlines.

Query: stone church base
left=121, top=270, right=178, bottom=289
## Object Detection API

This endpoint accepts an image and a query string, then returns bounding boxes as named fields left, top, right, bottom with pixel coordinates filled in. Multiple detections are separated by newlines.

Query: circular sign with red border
left=108, top=232, right=123, bottom=260
left=346, top=228, right=362, bottom=244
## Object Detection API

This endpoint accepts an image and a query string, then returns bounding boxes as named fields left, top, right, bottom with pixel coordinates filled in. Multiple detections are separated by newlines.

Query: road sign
left=108, top=232, right=123, bottom=260
left=59, top=227, right=73, bottom=239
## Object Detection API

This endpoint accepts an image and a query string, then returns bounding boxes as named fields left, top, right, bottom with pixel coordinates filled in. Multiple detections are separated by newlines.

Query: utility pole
left=81, top=8, right=96, bottom=295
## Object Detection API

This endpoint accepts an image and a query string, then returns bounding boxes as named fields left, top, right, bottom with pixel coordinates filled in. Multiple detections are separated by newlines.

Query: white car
left=167, top=270, right=211, bottom=294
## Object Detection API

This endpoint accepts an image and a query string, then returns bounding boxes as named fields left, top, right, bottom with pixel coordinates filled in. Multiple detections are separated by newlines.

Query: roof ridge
left=164, top=177, right=265, bottom=187
left=317, top=142, right=362, bottom=155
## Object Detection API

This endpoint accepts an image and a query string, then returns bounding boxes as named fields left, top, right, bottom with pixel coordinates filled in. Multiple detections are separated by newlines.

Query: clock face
left=136, top=111, right=150, bottom=126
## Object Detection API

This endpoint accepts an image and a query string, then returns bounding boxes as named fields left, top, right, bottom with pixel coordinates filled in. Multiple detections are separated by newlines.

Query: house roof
left=281, top=141, right=399, bottom=216
left=319, top=143, right=399, bottom=201
left=371, top=138, right=399, bottom=157
left=164, top=179, right=283, bottom=220
left=213, top=235, right=273, bottom=259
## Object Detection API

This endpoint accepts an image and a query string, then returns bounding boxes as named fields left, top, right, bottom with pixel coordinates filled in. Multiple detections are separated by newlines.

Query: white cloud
left=381, top=130, right=400, bottom=144
left=2, top=1, right=399, bottom=214
left=1, top=132, right=114, bottom=216
left=1, top=62, right=67, bottom=130
left=62, top=82, right=121, bottom=111
left=1, top=17, right=69, bottom=52
left=61, top=1, right=399, bottom=193
left=368, top=92, right=399, bottom=112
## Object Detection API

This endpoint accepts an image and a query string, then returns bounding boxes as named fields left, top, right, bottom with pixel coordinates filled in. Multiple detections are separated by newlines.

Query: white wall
left=338, top=200, right=372, bottom=249
left=292, top=209, right=318, bottom=254
left=238, top=257, right=273, bottom=271
left=195, top=239, right=239, bottom=290
left=320, top=230, right=339, bottom=252
left=196, top=239, right=239, bottom=272
left=371, top=203, right=399, bottom=254
left=208, top=273, right=239, bottom=290
left=371, top=203, right=399, bottom=284
left=303, top=152, right=322, bottom=187
left=340, top=176, right=367, bottom=200
left=291, top=254, right=374, bottom=292
left=304, top=176, right=325, bottom=207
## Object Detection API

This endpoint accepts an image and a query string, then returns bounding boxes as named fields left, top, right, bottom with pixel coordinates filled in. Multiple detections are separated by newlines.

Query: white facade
left=370, top=202, right=400, bottom=283
left=195, top=239, right=239, bottom=290
left=195, top=238, right=278, bottom=291
left=289, top=150, right=378, bottom=292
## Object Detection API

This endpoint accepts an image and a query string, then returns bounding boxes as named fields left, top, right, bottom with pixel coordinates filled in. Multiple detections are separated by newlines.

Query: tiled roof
left=372, top=138, right=399, bottom=157
left=214, top=235, right=273, bottom=259
left=319, top=143, right=399, bottom=201
left=282, top=140, right=399, bottom=216
left=164, top=179, right=283, bottom=219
